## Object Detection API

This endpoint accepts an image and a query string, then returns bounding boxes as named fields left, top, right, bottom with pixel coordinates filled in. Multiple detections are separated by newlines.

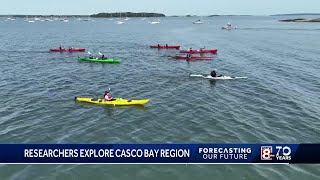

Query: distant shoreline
left=91, top=12, right=165, bottom=18
left=271, top=13, right=320, bottom=16
left=279, top=18, right=320, bottom=22
left=1, top=13, right=320, bottom=18
left=0, top=12, right=166, bottom=18
left=0, top=15, right=90, bottom=18
left=0, top=14, right=257, bottom=18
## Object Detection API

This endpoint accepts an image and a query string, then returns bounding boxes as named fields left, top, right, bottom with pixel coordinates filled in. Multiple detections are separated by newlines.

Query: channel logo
left=261, top=146, right=273, bottom=160
left=261, top=146, right=292, bottom=161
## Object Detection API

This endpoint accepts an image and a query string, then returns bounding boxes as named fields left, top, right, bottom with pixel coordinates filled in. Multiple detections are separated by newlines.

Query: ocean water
left=0, top=16, right=320, bottom=179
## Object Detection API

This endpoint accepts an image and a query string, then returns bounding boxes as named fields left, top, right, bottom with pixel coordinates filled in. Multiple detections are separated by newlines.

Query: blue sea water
left=0, top=15, right=320, bottom=179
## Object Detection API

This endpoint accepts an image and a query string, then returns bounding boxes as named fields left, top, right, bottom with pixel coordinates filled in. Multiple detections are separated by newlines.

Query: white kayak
left=189, top=74, right=247, bottom=80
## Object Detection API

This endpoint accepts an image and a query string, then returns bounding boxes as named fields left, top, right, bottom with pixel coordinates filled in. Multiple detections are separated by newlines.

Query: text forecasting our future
left=24, top=149, right=191, bottom=158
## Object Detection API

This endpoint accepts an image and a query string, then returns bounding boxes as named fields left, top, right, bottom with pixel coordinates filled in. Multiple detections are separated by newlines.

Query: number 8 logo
left=261, top=146, right=272, bottom=160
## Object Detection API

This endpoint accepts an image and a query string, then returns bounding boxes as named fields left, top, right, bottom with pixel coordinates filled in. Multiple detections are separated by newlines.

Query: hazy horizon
left=1, top=13, right=320, bottom=17
left=0, top=0, right=319, bottom=16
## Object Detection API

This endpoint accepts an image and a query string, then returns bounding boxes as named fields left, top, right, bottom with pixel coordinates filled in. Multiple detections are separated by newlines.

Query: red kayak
left=150, top=45, right=180, bottom=49
left=50, top=48, right=86, bottom=52
left=180, top=49, right=218, bottom=54
left=168, top=56, right=214, bottom=60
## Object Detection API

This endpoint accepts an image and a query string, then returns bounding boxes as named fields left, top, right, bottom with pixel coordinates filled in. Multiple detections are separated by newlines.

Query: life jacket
left=105, top=93, right=113, bottom=101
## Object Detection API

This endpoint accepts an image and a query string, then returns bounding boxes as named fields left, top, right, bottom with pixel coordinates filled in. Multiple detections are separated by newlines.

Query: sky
left=0, top=0, right=319, bottom=16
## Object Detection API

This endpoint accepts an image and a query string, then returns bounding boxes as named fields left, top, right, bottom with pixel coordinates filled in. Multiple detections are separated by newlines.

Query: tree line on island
left=279, top=18, right=320, bottom=22
left=91, top=12, right=165, bottom=18
left=0, top=13, right=257, bottom=18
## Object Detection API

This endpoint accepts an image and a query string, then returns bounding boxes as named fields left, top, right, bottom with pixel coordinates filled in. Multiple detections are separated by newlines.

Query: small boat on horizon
left=149, top=20, right=160, bottom=24
left=149, top=11, right=160, bottom=24
left=7, top=17, right=15, bottom=21
left=222, top=22, right=237, bottom=30
left=193, top=17, right=204, bottom=24
left=193, top=20, right=204, bottom=24
left=116, top=12, right=125, bottom=24
left=116, top=21, right=125, bottom=24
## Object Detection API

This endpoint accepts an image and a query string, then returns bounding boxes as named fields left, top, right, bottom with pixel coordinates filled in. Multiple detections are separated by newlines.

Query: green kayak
left=79, top=57, right=121, bottom=63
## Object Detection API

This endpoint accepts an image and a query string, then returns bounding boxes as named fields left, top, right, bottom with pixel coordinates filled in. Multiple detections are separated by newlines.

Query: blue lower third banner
left=0, top=144, right=320, bottom=164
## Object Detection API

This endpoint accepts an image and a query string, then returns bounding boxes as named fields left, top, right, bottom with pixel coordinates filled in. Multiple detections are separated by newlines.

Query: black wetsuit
left=211, top=71, right=217, bottom=77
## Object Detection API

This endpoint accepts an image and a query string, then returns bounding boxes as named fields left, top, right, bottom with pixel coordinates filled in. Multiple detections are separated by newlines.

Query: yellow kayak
left=75, top=97, right=150, bottom=106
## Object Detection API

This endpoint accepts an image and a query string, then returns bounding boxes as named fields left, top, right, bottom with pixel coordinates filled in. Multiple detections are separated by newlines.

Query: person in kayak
left=165, top=44, right=168, bottom=47
left=189, top=47, right=193, bottom=52
left=89, top=54, right=94, bottom=59
left=157, top=44, right=160, bottom=48
left=210, top=70, right=222, bottom=77
left=59, top=44, right=63, bottom=50
left=101, top=54, right=105, bottom=59
left=186, top=53, right=192, bottom=58
left=104, top=90, right=113, bottom=101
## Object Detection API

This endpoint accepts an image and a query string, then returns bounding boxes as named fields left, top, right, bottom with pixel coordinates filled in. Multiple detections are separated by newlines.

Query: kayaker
left=186, top=53, right=192, bottom=58
left=210, top=70, right=222, bottom=77
left=89, top=54, right=94, bottom=59
left=165, top=44, right=168, bottom=47
left=104, top=90, right=113, bottom=101
left=157, top=44, right=160, bottom=47
left=59, top=44, right=62, bottom=50
left=189, top=47, right=193, bottom=52
left=101, top=54, right=105, bottom=59
left=210, top=70, right=217, bottom=77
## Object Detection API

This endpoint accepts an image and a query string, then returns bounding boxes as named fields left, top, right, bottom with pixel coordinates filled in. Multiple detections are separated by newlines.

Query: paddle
left=88, top=51, right=94, bottom=57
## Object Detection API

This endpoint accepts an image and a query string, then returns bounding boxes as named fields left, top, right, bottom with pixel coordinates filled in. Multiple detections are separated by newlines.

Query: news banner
left=1, top=144, right=320, bottom=164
